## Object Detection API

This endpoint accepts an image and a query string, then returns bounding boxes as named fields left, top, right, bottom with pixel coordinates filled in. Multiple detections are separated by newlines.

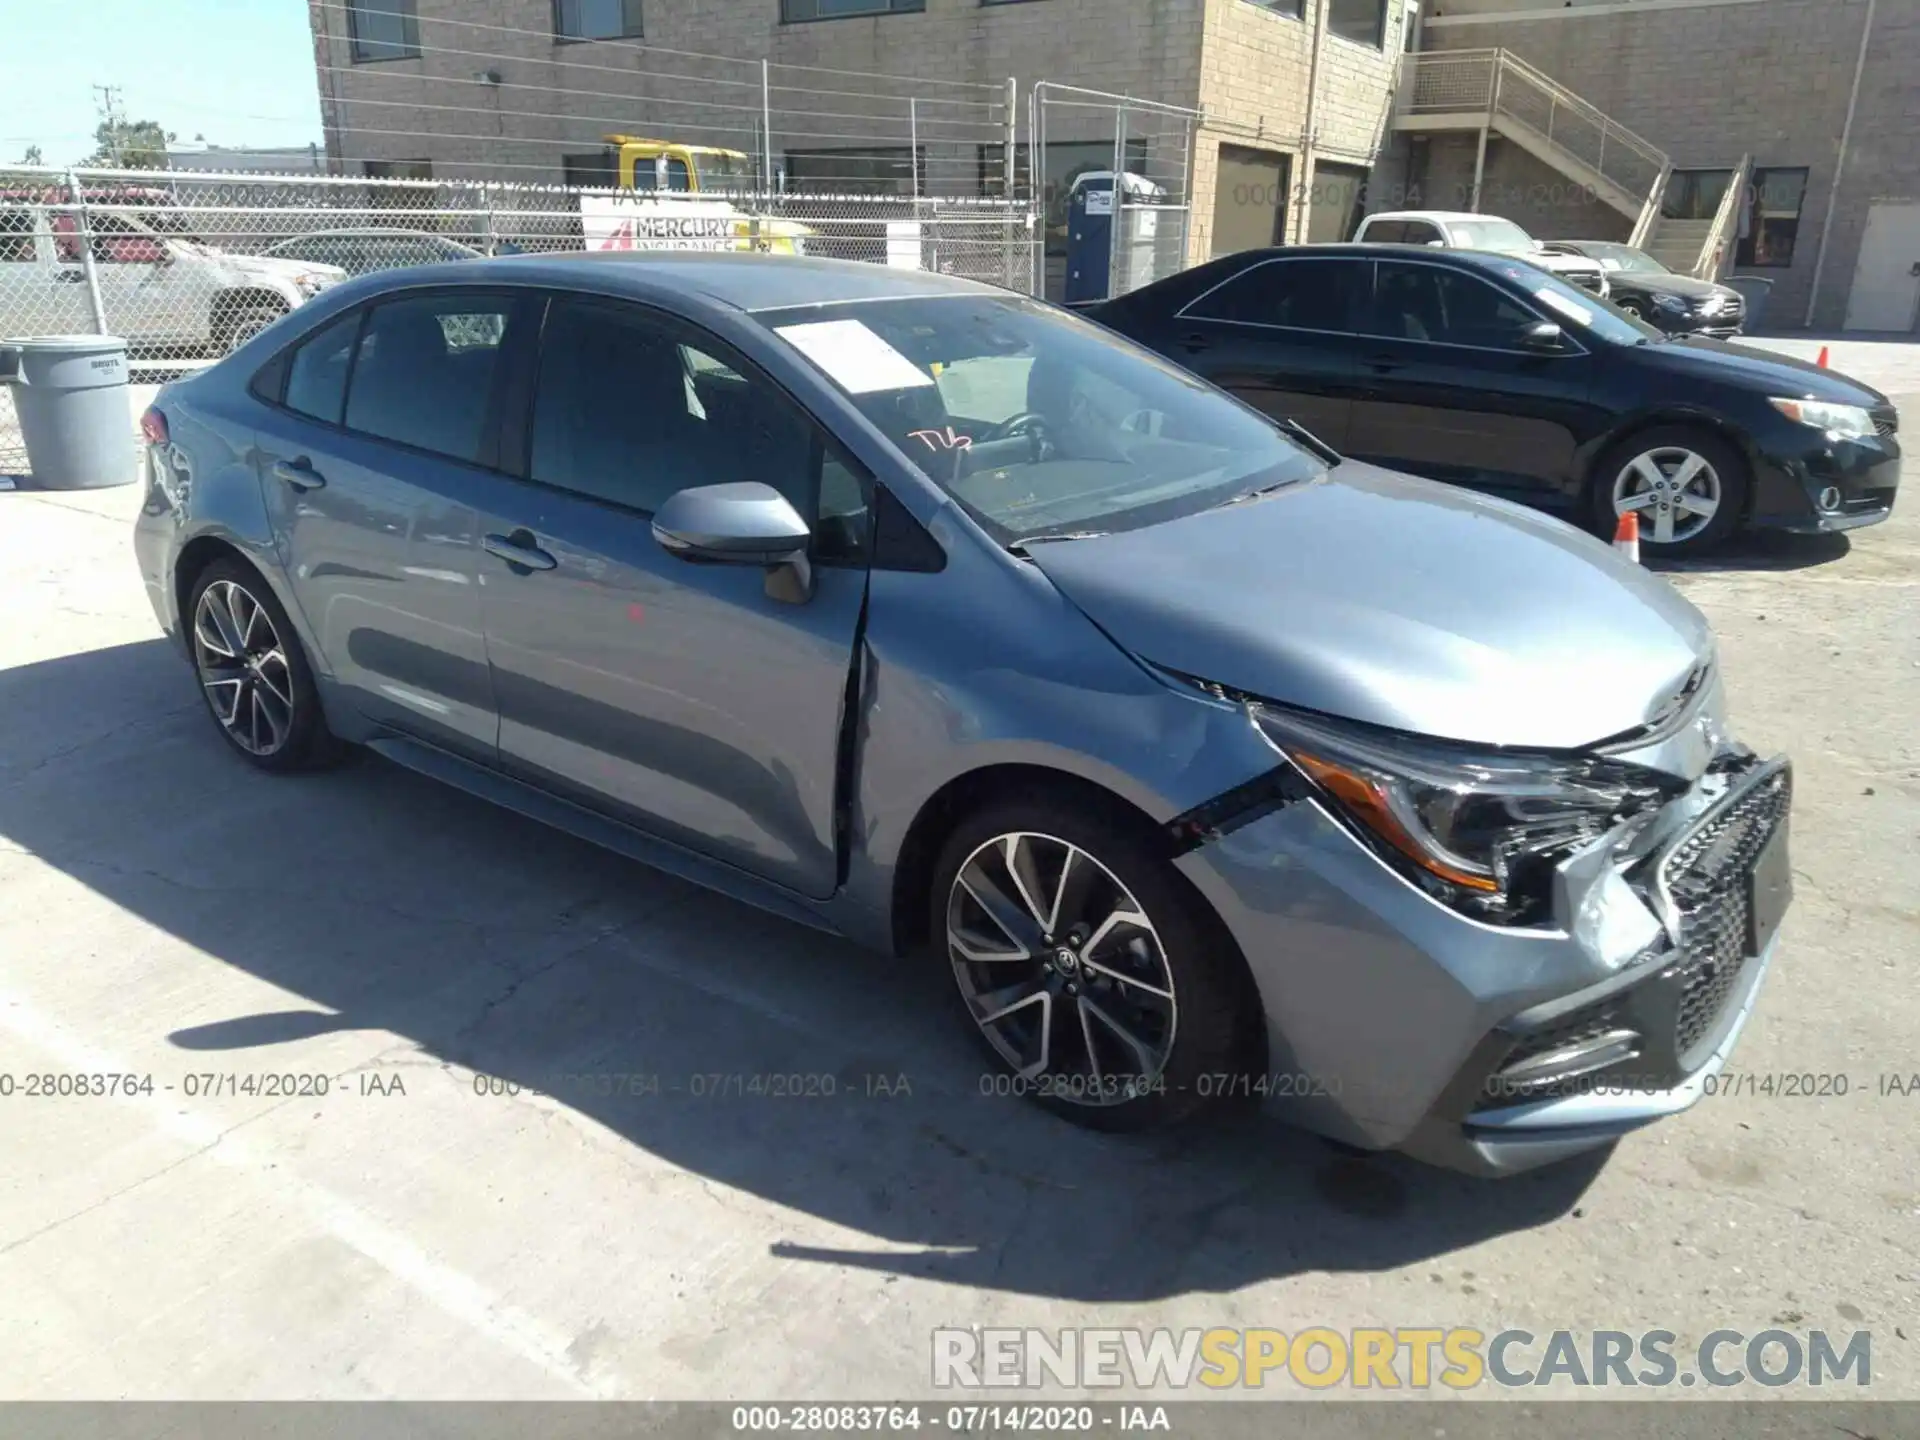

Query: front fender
left=841, top=528, right=1280, bottom=948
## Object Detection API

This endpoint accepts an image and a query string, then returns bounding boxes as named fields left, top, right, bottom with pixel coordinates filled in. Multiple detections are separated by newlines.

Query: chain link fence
left=1, top=164, right=1037, bottom=473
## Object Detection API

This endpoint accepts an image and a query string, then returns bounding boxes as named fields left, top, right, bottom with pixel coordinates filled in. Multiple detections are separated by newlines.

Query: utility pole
left=92, top=84, right=125, bottom=164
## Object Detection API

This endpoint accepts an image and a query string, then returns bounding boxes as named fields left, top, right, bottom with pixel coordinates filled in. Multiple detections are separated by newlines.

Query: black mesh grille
left=1478, top=1000, right=1633, bottom=1104
left=1873, top=409, right=1898, bottom=438
left=1664, top=767, right=1791, bottom=1057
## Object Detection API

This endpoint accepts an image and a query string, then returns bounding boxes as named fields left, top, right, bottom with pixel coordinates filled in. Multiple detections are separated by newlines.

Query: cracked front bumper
left=1174, top=752, right=1791, bottom=1177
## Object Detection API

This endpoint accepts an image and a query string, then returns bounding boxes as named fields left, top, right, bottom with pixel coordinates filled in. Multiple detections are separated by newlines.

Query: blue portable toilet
left=1064, top=171, right=1168, bottom=304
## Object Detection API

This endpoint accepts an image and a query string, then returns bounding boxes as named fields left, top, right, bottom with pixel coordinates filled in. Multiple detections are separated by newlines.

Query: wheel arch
left=888, top=764, right=1165, bottom=960
left=1580, top=407, right=1760, bottom=520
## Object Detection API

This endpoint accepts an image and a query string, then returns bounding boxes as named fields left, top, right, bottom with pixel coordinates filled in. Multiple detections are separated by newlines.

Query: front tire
left=931, top=794, right=1258, bottom=1132
left=1589, top=425, right=1748, bottom=555
left=187, top=558, right=339, bottom=772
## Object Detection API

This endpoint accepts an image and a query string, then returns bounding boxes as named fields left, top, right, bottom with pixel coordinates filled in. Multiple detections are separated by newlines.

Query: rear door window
left=1183, top=257, right=1364, bottom=332
left=281, top=310, right=363, bottom=423
left=1360, top=219, right=1407, bottom=244
left=342, top=292, right=514, bottom=461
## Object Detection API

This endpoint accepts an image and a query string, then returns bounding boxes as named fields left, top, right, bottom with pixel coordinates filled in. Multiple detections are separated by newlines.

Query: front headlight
left=1252, top=704, right=1680, bottom=924
left=1769, top=397, right=1875, bottom=440
left=1653, top=293, right=1689, bottom=313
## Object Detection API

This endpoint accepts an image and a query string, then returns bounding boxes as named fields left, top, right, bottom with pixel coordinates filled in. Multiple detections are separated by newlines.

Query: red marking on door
left=627, top=603, right=646, bottom=623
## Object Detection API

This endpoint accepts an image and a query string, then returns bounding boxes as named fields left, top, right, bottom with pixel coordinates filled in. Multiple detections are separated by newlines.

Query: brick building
left=309, top=0, right=1411, bottom=264
left=309, top=0, right=1920, bottom=328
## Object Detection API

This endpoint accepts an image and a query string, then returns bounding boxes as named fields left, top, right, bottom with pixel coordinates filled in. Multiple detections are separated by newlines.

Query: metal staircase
left=1394, top=49, right=1747, bottom=281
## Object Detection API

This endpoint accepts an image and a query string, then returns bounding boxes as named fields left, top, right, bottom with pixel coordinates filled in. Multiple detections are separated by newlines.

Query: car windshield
left=701, top=152, right=756, bottom=187
left=1575, top=242, right=1671, bottom=275
left=1447, top=218, right=1536, bottom=252
left=758, top=295, right=1323, bottom=545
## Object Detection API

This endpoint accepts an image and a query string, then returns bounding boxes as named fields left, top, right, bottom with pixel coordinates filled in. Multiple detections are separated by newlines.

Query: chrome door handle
left=484, top=531, right=557, bottom=572
left=1180, top=332, right=1214, bottom=354
left=272, top=458, right=326, bottom=490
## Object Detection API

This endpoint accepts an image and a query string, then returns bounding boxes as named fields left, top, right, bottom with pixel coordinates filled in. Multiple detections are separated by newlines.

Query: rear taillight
left=139, top=407, right=168, bottom=446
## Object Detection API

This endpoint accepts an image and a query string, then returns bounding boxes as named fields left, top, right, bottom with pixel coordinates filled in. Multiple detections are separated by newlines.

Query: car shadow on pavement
left=0, top=639, right=1603, bottom=1304
left=1645, top=529, right=1851, bottom=575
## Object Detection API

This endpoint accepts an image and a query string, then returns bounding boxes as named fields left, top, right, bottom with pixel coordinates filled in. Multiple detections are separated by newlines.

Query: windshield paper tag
left=775, top=319, right=934, bottom=394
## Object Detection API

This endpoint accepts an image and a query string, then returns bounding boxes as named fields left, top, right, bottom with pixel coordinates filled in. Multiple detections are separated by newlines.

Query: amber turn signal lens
left=1291, top=751, right=1501, bottom=893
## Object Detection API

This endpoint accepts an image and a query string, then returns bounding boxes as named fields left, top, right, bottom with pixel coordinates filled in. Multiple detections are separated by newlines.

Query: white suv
left=1351, top=211, right=1611, bottom=300
left=0, top=205, right=346, bottom=356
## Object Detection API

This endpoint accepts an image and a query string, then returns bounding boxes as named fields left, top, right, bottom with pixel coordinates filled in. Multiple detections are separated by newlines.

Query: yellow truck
left=588, top=135, right=810, bottom=255
left=604, top=135, right=760, bottom=194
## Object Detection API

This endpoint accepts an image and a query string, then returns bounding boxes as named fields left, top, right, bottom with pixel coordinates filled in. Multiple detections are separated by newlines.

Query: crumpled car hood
left=1025, top=462, right=1714, bottom=751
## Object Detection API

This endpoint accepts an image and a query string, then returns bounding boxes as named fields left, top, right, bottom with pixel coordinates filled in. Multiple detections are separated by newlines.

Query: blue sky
left=0, top=0, right=324, bottom=164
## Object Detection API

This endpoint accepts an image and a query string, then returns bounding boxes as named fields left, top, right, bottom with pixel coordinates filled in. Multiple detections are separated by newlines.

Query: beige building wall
left=1190, top=0, right=1410, bottom=260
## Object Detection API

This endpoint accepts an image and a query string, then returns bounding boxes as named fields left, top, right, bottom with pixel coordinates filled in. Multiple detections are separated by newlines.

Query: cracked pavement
left=0, top=343, right=1915, bottom=1404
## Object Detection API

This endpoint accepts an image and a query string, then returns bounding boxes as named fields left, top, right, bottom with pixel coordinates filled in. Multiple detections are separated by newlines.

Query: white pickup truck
left=1351, top=210, right=1611, bottom=300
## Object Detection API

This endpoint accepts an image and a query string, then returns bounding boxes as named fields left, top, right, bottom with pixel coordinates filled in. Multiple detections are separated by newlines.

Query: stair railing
left=1694, top=154, right=1751, bottom=279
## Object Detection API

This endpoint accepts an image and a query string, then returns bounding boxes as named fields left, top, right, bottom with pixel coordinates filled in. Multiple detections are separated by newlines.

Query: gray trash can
left=1726, top=276, right=1774, bottom=335
left=0, top=335, right=135, bottom=489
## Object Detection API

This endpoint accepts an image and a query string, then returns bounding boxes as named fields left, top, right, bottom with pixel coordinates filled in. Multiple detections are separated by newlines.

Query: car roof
left=1362, top=210, right=1506, bottom=223
left=274, top=228, right=458, bottom=241
left=394, top=250, right=1006, bottom=313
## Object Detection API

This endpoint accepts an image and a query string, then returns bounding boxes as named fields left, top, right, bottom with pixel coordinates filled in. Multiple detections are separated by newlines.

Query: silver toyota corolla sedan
left=133, top=253, right=1793, bottom=1175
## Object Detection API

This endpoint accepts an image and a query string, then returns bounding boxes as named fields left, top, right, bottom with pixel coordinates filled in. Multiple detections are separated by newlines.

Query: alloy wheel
left=946, top=831, right=1177, bottom=1104
left=192, top=579, right=296, bottom=756
left=1612, top=446, right=1722, bottom=546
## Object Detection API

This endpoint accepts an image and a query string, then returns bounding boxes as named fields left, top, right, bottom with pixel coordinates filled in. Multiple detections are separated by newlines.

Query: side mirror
left=1515, top=320, right=1566, bottom=353
left=652, top=481, right=814, bottom=602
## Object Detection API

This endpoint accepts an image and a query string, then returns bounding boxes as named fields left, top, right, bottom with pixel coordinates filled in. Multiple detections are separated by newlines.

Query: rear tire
left=930, top=791, right=1259, bottom=1132
left=186, top=558, right=341, bottom=773
left=1589, top=425, right=1748, bottom=556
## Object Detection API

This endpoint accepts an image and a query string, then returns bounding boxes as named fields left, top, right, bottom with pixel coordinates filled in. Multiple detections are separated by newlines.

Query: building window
left=1245, top=0, right=1307, bottom=17
left=554, top=0, right=642, bottom=41
left=1661, top=168, right=1734, bottom=222
left=1737, top=167, right=1809, bottom=269
left=348, top=0, right=419, bottom=61
left=782, top=0, right=923, bottom=20
left=1327, top=0, right=1388, bottom=47
left=786, top=146, right=924, bottom=195
left=979, top=141, right=1150, bottom=254
left=563, top=150, right=620, bottom=188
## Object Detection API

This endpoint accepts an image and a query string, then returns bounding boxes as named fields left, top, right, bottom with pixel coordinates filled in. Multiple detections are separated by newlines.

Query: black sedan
left=1540, top=240, right=1745, bottom=338
left=1081, top=245, right=1900, bottom=555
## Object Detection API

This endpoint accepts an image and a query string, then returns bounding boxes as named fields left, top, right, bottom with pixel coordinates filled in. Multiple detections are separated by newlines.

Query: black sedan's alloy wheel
left=932, top=796, right=1258, bottom=1131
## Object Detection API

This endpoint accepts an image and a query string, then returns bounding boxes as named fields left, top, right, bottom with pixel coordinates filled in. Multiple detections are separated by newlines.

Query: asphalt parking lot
left=0, top=338, right=1915, bottom=1405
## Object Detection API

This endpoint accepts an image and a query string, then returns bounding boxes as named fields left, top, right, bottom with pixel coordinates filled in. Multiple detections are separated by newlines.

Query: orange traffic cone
left=1817, top=345, right=1830, bottom=368
left=1614, top=510, right=1641, bottom=564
